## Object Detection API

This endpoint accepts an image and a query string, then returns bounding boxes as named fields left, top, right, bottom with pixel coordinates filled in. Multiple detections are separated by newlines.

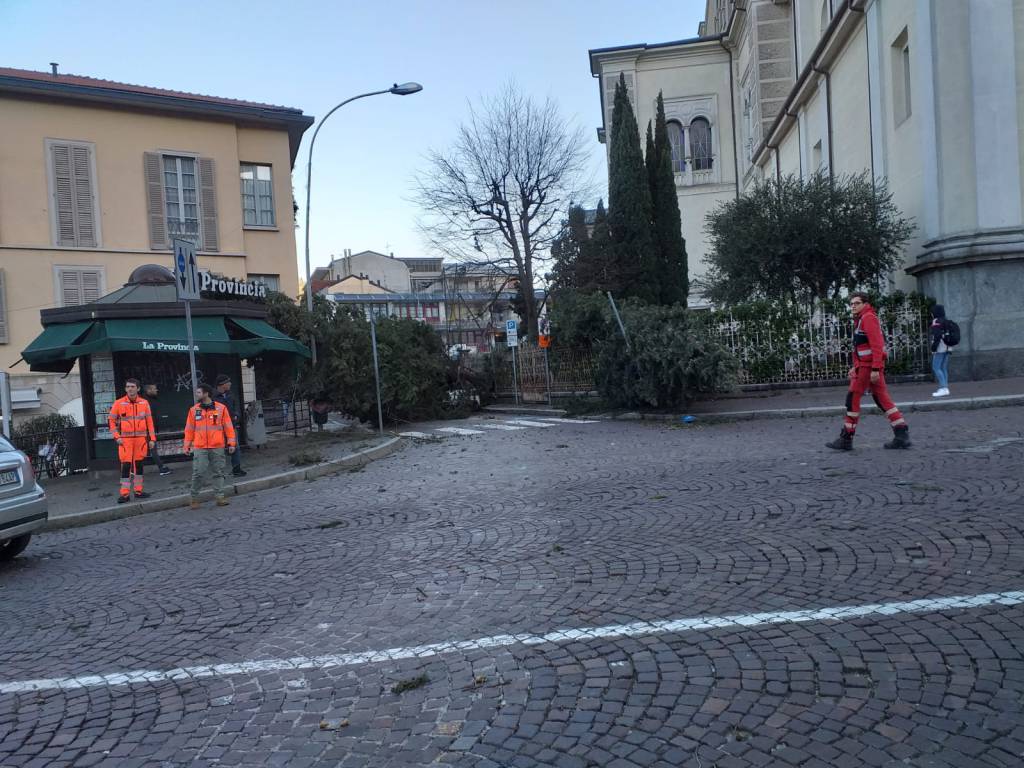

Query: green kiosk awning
left=21, top=316, right=310, bottom=372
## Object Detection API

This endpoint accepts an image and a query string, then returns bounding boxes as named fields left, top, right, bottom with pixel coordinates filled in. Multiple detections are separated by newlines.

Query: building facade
left=0, top=66, right=312, bottom=417
left=589, top=0, right=1024, bottom=379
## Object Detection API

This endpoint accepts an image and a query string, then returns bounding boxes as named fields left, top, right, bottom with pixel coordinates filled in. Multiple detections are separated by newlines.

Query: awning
left=228, top=317, right=311, bottom=358
left=21, top=315, right=310, bottom=371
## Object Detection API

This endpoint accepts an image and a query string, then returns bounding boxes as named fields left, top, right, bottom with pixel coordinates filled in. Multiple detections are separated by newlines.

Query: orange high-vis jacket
left=108, top=395, right=156, bottom=463
left=183, top=401, right=236, bottom=451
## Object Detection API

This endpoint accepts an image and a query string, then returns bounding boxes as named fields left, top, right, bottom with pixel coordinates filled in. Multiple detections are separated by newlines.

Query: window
left=163, top=156, right=200, bottom=247
left=143, top=152, right=219, bottom=251
left=240, top=163, right=275, bottom=227
left=46, top=139, right=99, bottom=247
left=0, top=269, right=8, bottom=344
left=247, top=273, right=280, bottom=292
left=55, top=267, right=104, bottom=307
left=667, top=121, right=685, bottom=173
left=892, top=28, right=912, bottom=126
left=690, top=117, right=713, bottom=171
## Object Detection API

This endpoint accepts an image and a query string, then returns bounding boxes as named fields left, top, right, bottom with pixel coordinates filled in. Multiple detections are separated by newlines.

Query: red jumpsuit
left=842, top=305, right=907, bottom=435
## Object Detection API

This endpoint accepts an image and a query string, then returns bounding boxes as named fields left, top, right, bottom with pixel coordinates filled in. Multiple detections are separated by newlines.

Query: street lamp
left=303, top=82, right=424, bottom=351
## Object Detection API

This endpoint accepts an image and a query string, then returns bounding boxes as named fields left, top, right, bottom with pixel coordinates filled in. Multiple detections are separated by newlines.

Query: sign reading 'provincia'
left=199, top=270, right=268, bottom=300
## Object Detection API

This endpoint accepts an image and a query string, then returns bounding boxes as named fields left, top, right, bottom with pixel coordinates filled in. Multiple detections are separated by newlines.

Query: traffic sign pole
left=183, top=299, right=199, bottom=395
left=173, top=239, right=201, bottom=396
left=511, top=346, right=519, bottom=406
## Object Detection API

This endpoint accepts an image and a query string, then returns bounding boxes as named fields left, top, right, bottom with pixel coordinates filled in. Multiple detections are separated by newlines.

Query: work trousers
left=843, top=367, right=907, bottom=435
left=119, top=461, right=144, bottom=497
left=190, top=448, right=227, bottom=499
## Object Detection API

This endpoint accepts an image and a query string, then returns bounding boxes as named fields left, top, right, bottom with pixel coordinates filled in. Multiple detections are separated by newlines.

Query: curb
left=42, top=437, right=404, bottom=532
left=606, top=393, right=1024, bottom=425
left=482, top=405, right=568, bottom=417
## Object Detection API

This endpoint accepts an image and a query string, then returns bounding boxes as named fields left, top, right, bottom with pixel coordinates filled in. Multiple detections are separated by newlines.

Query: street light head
left=390, top=82, right=423, bottom=96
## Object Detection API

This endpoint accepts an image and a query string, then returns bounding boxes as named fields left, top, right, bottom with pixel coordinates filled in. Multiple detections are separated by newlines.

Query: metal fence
left=491, top=304, right=930, bottom=396
left=259, top=398, right=311, bottom=435
left=10, top=427, right=88, bottom=479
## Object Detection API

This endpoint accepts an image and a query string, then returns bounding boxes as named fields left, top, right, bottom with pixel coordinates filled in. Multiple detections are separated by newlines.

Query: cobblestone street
left=2, top=407, right=1023, bottom=767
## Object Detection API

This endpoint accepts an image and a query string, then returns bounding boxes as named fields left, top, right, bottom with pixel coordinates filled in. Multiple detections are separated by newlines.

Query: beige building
left=0, top=66, right=312, bottom=416
left=590, top=0, right=1024, bottom=379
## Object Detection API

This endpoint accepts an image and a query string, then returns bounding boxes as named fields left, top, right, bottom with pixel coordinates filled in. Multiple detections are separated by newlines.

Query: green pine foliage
left=549, top=201, right=613, bottom=293
left=650, top=93, right=689, bottom=305
left=607, top=73, right=657, bottom=302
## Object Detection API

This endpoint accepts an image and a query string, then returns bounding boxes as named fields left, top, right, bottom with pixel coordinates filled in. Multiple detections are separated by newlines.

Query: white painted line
left=435, top=427, right=485, bottom=436
left=505, top=419, right=556, bottom=428
left=398, top=432, right=435, bottom=439
left=2, top=590, right=1021, bottom=694
left=536, top=417, right=600, bottom=424
left=478, top=423, right=526, bottom=431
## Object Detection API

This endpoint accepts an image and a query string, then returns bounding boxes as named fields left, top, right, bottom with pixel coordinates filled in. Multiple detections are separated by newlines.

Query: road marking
left=945, top=437, right=1024, bottom=454
left=3, top=590, right=1021, bottom=694
left=537, top=417, right=601, bottom=424
left=505, top=419, right=556, bottom=428
left=435, top=427, right=485, bottom=436
left=478, top=423, right=526, bottom=431
left=398, top=432, right=435, bottom=439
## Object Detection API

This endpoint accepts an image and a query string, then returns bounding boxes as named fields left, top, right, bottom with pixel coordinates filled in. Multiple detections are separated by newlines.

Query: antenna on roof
left=50, top=62, right=59, bottom=77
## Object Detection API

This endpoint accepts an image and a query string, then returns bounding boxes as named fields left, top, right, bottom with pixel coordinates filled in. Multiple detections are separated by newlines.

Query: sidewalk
left=40, top=428, right=401, bottom=531
left=639, top=375, right=1024, bottom=423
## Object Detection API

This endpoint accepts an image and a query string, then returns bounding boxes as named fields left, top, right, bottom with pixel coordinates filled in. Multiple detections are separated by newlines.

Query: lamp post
left=303, top=82, right=423, bottom=361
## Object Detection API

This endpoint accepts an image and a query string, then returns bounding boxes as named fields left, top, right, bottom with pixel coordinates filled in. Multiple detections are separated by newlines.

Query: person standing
left=826, top=292, right=911, bottom=451
left=142, top=383, right=172, bottom=476
left=930, top=305, right=951, bottom=398
left=108, top=378, right=156, bottom=503
left=215, top=374, right=246, bottom=477
left=184, top=383, right=236, bottom=509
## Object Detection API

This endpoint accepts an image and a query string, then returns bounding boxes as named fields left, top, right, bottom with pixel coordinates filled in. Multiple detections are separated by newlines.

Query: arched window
left=667, top=120, right=685, bottom=173
left=690, top=117, right=713, bottom=171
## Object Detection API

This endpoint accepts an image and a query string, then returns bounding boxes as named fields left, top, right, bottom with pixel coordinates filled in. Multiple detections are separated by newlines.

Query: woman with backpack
left=930, top=304, right=956, bottom=397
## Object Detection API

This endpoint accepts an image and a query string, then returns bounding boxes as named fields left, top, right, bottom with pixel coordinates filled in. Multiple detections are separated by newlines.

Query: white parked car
left=0, top=435, right=47, bottom=561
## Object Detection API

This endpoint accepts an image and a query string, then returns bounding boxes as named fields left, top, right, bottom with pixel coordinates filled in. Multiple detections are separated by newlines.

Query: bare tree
left=414, top=84, right=589, bottom=340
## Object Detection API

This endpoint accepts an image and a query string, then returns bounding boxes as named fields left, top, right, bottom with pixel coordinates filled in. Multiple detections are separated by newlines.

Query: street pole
left=511, top=346, right=519, bottom=406
left=544, top=346, right=552, bottom=406
left=303, top=83, right=423, bottom=365
left=369, top=312, right=385, bottom=436
left=183, top=299, right=199, bottom=395
left=607, top=291, right=631, bottom=351
left=0, top=372, right=12, bottom=439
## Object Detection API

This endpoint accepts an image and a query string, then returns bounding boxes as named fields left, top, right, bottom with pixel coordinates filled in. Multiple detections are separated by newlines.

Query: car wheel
left=0, top=533, right=32, bottom=561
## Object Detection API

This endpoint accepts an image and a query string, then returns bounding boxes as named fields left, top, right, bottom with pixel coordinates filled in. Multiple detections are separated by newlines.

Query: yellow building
left=0, top=66, right=312, bottom=415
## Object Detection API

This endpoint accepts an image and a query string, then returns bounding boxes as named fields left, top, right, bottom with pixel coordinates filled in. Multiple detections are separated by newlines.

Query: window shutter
left=60, top=270, right=82, bottom=306
left=51, top=143, right=77, bottom=246
left=71, top=145, right=97, bottom=247
left=0, top=269, right=8, bottom=344
left=198, top=157, right=219, bottom=251
left=81, top=270, right=102, bottom=302
left=144, top=152, right=167, bottom=249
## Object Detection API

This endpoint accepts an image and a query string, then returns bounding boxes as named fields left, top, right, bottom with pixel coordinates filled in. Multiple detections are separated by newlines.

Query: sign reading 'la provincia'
left=199, top=270, right=268, bottom=300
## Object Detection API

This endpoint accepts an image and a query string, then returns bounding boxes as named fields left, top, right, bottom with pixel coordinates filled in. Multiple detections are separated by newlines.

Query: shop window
left=46, top=139, right=99, bottom=248
left=240, top=163, right=276, bottom=227
left=55, top=266, right=104, bottom=307
left=143, top=152, right=219, bottom=251
left=248, top=273, right=280, bottom=292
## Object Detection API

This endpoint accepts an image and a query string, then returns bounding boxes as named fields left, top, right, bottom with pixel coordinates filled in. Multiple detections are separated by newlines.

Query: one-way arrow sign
left=173, top=239, right=201, bottom=301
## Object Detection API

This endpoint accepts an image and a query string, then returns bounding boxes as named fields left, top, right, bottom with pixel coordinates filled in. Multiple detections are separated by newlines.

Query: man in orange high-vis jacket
left=183, top=383, right=236, bottom=509
left=826, top=292, right=911, bottom=451
left=108, top=378, right=156, bottom=503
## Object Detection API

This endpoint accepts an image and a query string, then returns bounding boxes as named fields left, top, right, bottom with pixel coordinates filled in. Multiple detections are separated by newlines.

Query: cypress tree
left=588, top=200, right=612, bottom=290
left=651, top=92, right=689, bottom=305
left=607, top=73, right=656, bottom=302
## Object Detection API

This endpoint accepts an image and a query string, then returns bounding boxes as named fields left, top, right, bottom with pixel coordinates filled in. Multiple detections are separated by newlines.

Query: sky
left=1, top=0, right=705, bottom=281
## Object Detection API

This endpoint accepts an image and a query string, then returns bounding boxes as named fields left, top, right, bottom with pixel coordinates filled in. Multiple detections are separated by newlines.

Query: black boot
left=884, top=425, right=911, bottom=449
left=826, top=429, right=854, bottom=450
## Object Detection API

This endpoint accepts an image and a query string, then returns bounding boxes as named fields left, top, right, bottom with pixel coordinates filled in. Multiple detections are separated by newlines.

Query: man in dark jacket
left=143, top=383, right=172, bottom=476
left=215, top=374, right=247, bottom=476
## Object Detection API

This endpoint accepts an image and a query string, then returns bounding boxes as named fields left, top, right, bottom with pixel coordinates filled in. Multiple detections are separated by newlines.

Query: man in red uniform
left=108, top=378, right=156, bottom=502
left=827, top=292, right=911, bottom=450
